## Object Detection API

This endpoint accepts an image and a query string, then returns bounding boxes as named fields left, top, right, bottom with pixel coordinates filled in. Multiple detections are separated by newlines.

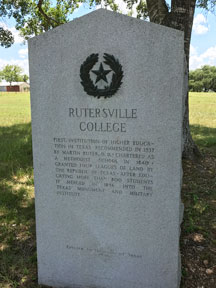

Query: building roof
left=0, top=82, right=30, bottom=87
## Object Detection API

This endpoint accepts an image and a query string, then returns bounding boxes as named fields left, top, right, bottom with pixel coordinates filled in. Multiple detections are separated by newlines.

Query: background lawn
left=0, top=92, right=215, bottom=288
left=0, top=92, right=31, bottom=126
left=190, top=92, right=216, bottom=153
left=0, top=92, right=35, bottom=288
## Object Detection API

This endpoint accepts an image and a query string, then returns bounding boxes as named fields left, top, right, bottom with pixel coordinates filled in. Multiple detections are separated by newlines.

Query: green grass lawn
left=189, top=92, right=216, bottom=128
left=0, top=92, right=215, bottom=288
left=0, top=92, right=31, bottom=126
left=0, top=92, right=35, bottom=288
left=190, top=92, right=216, bottom=152
left=183, top=93, right=215, bottom=287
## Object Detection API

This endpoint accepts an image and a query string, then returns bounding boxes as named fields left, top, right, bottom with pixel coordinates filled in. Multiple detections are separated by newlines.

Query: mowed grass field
left=0, top=92, right=215, bottom=288
left=0, top=92, right=35, bottom=288
left=190, top=92, right=216, bottom=152
left=0, top=92, right=31, bottom=126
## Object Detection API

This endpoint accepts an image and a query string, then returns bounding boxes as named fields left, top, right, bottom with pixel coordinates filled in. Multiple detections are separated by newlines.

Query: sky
left=0, top=2, right=216, bottom=76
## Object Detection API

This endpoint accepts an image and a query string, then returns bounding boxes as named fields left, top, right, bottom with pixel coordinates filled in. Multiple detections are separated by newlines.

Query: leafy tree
left=189, top=65, right=216, bottom=92
left=1, top=64, right=23, bottom=85
left=1, top=0, right=215, bottom=158
left=211, top=77, right=216, bottom=92
left=22, top=74, right=29, bottom=82
left=189, top=79, right=203, bottom=92
left=0, top=70, right=3, bottom=81
left=0, top=0, right=83, bottom=47
left=0, top=26, right=14, bottom=48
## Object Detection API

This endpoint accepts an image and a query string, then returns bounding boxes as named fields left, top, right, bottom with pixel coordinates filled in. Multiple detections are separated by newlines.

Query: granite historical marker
left=29, top=9, right=184, bottom=288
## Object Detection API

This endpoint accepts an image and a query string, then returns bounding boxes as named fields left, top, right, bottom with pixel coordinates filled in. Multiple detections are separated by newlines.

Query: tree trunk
left=182, top=56, right=201, bottom=158
left=146, top=0, right=200, bottom=159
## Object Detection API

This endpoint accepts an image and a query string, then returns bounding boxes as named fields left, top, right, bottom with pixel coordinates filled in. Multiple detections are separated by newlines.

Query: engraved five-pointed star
left=91, top=63, right=112, bottom=84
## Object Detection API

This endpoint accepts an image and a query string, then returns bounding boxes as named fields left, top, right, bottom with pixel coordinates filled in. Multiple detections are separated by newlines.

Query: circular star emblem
left=80, top=53, right=124, bottom=99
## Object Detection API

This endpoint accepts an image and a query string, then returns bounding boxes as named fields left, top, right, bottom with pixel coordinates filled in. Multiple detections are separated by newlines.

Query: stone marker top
left=29, top=9, right=183, bottom=47
left=29, top=7, right=184, bottom=113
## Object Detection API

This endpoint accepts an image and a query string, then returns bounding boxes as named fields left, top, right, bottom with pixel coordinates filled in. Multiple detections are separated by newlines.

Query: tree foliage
left=0, top=0, right=84, bottom=47
left=0, top=26, right=14, bottom=47
left=0, top=64, right=23, bottom=84
left=189, top=65, right=216, bottom=92
left=22, top=74, right=29, bottom=82
left=196, top=0, right=216, bottom=10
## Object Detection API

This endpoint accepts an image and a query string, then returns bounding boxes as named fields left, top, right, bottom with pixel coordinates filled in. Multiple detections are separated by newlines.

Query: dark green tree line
left=189, top=65, right=216, bottom=92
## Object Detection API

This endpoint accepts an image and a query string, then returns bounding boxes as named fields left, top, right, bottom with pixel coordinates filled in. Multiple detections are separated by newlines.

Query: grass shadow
left=0, top=123, right=41, bottom=287
left=0, top=123, right=33, bottom=180
left=190, top=124, right=216, bottom=154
